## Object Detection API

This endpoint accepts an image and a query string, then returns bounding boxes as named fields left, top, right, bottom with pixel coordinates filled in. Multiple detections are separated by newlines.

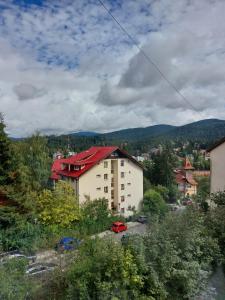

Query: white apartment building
left=51, top=146, right=143, bottom=216
left=208, top=138, right=225, bottom=193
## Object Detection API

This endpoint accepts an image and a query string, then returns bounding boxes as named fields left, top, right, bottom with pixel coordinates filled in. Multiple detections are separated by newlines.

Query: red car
left=111, top=221, right=127, bottom=233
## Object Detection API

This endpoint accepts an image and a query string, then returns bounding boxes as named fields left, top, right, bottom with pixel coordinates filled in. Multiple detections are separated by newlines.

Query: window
left=127, top=194, right=131, bottom=197
left=121, top=196, right=125, bottom=202
left=121, top=184, right=125, bottom=190
left=121, top=172, right=125, bottom=178
left=111, top=190, right=114, bottom=199
left=96, top=187, right=101, bottom=191
left=104, top=186, right=108, bottom=193
left=127, top=182, right=131, bottom=185
left=104, top=174, right=108, bottom=180
left=121, top=208, right=125, bottom=213
left=111, top=169, right=114, bottom=174
left=104, top=161, right=108, bottom=168
left=120, top=160, right=124, bottom=167
left=111, top=178, right=114, bottom=187
left=96, top=174, right=101, bottom=178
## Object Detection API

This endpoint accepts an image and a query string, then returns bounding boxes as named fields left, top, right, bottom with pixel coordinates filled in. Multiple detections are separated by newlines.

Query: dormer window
left=70, top=165, right=80, bottom=171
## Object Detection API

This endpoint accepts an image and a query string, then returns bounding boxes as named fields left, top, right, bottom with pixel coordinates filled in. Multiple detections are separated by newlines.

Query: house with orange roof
left=175, top=157, right=197, bottom=197
left=51, top=146, right=143, bottom=216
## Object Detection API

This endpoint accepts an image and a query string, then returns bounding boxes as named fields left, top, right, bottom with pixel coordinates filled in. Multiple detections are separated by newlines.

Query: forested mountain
left=102, top=124, right=175, bottom=141
left=163, top=119, right=225, bottom=141
left=47, top=118, right=225, bottom=154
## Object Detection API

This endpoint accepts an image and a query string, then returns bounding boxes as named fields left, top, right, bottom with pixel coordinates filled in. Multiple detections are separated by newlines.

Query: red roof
left=51, top=158, right=68, bottom=180
left=183, top=157, right=194, bottom=170
left=175, top=170, right=197, bottom=186
left=50, top=146, right=142, bottom=180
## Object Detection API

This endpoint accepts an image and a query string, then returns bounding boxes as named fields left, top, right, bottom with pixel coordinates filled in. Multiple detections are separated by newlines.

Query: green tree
left=141, top=209, right=220, bottom=299
left=0, top=259, right=36, bottom=299
left=145, top=146, right=176, bottom=188
left=66, top=238, right=143, bottom=300
left=11, top=134, right=51, bottom=192
left=0, top=113, right=12, bottom=185
left=79, top=198, right=120, bottom=235
left=37, top=181, right=80, bottom=227
left=143, top=189, right=168, bottom=217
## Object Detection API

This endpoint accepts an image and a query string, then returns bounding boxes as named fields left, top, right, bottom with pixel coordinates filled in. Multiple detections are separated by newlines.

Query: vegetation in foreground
left=1, top=114, right=225, bottom=299
left=1, top=205, right=225, bottom=300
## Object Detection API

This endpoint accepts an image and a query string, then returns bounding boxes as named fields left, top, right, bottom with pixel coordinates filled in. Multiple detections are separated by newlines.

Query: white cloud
left=0, top=0, right=224, bottom=137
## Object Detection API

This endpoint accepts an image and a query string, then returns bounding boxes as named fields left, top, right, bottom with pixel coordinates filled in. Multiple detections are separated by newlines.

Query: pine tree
left=0, top=113, right=12, bottom=185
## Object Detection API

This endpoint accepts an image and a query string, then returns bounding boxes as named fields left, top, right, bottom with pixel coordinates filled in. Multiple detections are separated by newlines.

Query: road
left=36, top=222, right=147, bottom=264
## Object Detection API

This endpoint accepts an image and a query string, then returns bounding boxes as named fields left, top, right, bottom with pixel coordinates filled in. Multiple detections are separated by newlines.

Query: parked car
left=167, top=204, right=179, bottom=211
left=111, top=221, right=127, bottom=233
left=26, top=263, right=56, bottom=276
left=55, top=237, right=81, bottom=252
left=0, top=250, right=36, bottom=264
left=183, top=199, right=193, bottom=206
left=137, top=215, right=148, bottom=224
left=121, top=233, right=131, bottom=245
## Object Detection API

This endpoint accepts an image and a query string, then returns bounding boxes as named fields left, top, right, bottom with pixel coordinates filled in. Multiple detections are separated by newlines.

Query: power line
left=98, top=0, right=199, bottom=112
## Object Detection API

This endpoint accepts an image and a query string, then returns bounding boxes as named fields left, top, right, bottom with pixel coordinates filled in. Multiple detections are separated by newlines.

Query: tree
left=0, top=259, right=36, bottom=300
left=79, top=198, right=119, bottom=235
left=66, top=238, right=143, bottom=300
left=141, top=209, right=220, bottom=299
left=0, top=113, right=12, bottom=185
left=11, top=134, right=51, bottom=192
left=143, top=189, right=168, bottom=217
left=145, top=146, right=176, bottom=188
left=37, top=181, right=80, bottom=227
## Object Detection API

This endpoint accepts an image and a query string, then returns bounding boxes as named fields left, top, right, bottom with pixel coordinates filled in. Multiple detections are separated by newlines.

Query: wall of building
left=78, top=160, right=112, bottom=205
left=210, top=142, right=225, bottom=193
left=116, top=158, right=143, bottom=216
left=78, top=158, right=143, bottom=216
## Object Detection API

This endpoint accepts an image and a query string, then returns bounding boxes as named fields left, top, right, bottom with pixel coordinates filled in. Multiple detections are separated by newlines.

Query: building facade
left=175, top=157, right=197, bottom=197
left=208, top=138, right=225, bottom=193
left=51, top=146, right=143, bottom=216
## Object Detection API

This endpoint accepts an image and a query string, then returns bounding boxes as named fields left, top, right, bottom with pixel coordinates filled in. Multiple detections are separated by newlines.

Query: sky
left=0, top=0, right=225, bottom=137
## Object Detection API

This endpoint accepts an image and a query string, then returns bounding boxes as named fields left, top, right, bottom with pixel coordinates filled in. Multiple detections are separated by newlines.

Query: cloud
left=0, top=0, right=225, bottom=137
left=13, top=83, right=46, bottom=100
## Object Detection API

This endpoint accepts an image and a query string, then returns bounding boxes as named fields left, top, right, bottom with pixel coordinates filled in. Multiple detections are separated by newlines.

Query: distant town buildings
left=208, top=137, right=225, bottom=193
left=53, top=151, right=64, bottom=160
left=51, top=146, right=144, bottom=217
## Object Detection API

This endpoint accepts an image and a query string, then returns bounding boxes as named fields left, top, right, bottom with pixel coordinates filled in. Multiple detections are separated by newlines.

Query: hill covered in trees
left=46, top=118, right=225, bottom=154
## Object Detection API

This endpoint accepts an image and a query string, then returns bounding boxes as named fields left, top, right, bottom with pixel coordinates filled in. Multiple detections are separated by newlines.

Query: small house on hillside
left=208, top=137, right=225, bottom=193
left=175, top=157, right=197, bottom=197
left=51, top=146, right=144, bottom=217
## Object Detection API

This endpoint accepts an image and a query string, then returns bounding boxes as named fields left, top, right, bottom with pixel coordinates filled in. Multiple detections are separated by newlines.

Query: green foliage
left=0, top=113, right=12, bottom=185
left=43, top=209, right=221, bottom=299
left=206, top=193, right=225, bottom=262
left=143, top=189, right=168, bottom=217
left=37, top=181, right=80, bottom=227
left=210, top=191, right=225, bottom=206
left=144, top=147, right=177, bottom=202
left=139, top=209, right=220, bottom=299
left=0, top=258, right=36, bottom=299
left=0, top=217, right=43, bottom=252
left=79, top=198, right=121, bottom=235
left=143, top=176, right=151, bottom=193
left=66, top=238, right=143, bottom=300
left=11, top=134, right=51, bottom=192
left=194, top=177, right=210, bottom=211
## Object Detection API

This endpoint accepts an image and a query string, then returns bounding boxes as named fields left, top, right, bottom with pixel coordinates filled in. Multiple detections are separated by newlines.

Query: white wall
left=210, top=142, right=225, bottom=193
left=78, top=158, right=143, bottom=216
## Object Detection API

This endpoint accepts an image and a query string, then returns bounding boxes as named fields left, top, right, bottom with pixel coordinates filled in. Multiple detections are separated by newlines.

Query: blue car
left=56, top=237, right=81, bottom=252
